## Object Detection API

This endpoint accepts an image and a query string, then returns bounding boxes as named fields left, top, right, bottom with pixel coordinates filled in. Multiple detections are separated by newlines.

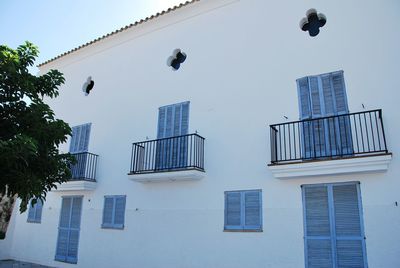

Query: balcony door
left=69, top=123, right=91, bottom=178
left=297, top=71, right=353, bottom=159
left=155, top=102, right=189, bottom=170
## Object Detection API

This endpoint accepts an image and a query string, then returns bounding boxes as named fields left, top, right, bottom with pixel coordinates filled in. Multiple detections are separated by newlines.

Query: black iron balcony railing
left=270, top=109, right=388, bottom=164
left=70, top=152, right=98, bottom=181
left=130, top=133, right=205, bottom=174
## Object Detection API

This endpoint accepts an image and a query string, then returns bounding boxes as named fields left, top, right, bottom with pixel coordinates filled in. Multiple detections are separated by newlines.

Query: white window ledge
left=128, top=169, right=205, bottom=183
left=52, top=180, right=97, bottom=191
left=268, top=154, right=392, bottom=179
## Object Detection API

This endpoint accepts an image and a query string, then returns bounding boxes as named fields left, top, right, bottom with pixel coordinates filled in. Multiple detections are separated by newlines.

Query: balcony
left=128, top=134, right=205, bottom=182
left=268, top=109, right=392, bottom=178
left=53, top=152, right=99, bottom=191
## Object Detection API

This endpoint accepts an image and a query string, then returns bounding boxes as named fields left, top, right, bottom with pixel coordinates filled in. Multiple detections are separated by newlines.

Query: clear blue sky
left=0, top=0, right=185, bottom=68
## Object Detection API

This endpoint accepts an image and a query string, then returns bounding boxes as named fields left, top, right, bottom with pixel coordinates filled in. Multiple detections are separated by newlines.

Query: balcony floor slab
left=52, top=180, right=97, bottom=191
left=128, top=169, right=205, bottom=183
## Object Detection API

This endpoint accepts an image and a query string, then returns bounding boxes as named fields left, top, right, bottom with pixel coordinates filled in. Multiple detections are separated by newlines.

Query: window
left=297, top=70, right=353, bottom=158
left=102, top=196, right=126, bottom=229
left=224, top=190, right=262, bottom=231
left=302, top=182, right=367, bottom=267
left=155, top=101, right=190, bottom=170
left=27, top=199, right=43, bottom=223
left=69, top=123, right=91, bottom=179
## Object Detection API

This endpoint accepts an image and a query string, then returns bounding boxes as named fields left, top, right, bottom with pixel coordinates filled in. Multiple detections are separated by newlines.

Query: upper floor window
left=297, top=70, right=353, bottom=158
left=69, top=123, right=91, bottom=153
left=102, top=195, right=126, bottom=229
left=27, top=199, right=43, bottom=223
left=224, top=190, right=262, bottom=232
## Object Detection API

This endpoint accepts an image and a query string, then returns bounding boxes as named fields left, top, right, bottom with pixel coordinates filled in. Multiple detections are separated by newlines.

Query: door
left=69, top=123, right=91, bottom=178
left=155, top=102, right=189, bottom=170
left=302, top=182, right=367, bottom=268
left=55, top=196, right=83, bottom=264
left=297, top=71, right=353, bottom=159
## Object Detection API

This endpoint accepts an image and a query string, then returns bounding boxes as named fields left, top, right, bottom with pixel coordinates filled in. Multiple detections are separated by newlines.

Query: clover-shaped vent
left=167, top=49, right=187, bottom=70
left=82, top=76, right=94, bottom=96
left=300, top=9, right=326, bottom=37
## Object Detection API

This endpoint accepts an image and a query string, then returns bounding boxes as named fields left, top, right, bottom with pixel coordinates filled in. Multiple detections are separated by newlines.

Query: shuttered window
left=27, top=199, right=43, bottom=223
left=297, top=71, right=353, bottom=157
left=155, top=102, right=189, bottom=169
left=302, top=182, right=367, bottom=268
left=102, top=195, right=126, bottom=229
left=224, top=190, right=262, bottom=231
left=69, top=123, right=91, bottom=153
left=55, top=196, right=83, bottom=264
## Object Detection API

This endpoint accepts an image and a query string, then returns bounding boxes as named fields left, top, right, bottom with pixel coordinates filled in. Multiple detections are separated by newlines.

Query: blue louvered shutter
left=244, top=190, right=262, bottom=230
left=56, top=197, right=72, bottom=262
left=303, top=185, right=333, bottom=268
left=225, top=192, right=242, bottom=230
left=156, top=102, right=189, bottom=169
left=303, top=183, right=367, bottom=268
left=27, top=202, right=36, bottom=222
left=66, top=197, right=82, bottom=264
left=297, top=77, right=314, bottom=158
left=333, top=184, right=366, bottom=268
left=102, top=197, right=114, bottom=228
left=114, top=196, right=126, bottom=229
left=69, top=124, right=91, bottom=153
left=55, top=196, right=82, bottom=264
left=34, top=200, right=43, bottom=223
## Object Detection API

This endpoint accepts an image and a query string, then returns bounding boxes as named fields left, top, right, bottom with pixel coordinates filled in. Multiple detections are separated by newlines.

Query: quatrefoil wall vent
left=300, top=9, right=327, bottom=37
left=167, top=49, right=187, bottom=70
left=82, top=76, right=94, bottom=96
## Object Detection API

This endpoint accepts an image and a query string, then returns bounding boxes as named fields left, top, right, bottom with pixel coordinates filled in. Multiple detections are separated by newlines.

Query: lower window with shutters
left=102, top=195, right=126, bottom=229
left=27, top=199, right=43, bottom=223
left=224, top=190, right=262, bottom=232
left=302, top=182, right=368, bottom=268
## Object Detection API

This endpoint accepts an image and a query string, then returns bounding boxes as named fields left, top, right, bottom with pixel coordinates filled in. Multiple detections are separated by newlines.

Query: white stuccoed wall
left=1, top=0, right=400, bottom=267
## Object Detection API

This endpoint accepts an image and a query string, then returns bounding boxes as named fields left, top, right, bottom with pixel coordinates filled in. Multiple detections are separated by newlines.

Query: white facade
left=1, top=0, right=400, bottom=267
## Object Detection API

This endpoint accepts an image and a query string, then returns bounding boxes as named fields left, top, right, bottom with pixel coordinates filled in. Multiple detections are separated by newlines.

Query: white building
left=1, top=0, right=399, bottom=267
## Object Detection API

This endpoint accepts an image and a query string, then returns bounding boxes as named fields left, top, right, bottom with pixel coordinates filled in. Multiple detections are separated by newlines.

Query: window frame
left=27, top=199, right=43, bottom=223
left=224, top=189, right=263, bottom=232
left=101, top=195, right=126, bottom=230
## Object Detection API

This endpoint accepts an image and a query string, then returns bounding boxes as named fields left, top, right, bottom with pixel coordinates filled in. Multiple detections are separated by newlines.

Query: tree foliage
left=0, top=42, right=74, bottom=212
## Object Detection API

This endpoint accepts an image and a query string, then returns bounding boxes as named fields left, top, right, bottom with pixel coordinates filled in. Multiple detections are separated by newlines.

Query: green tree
left=0, top=41, right=74, bottom=213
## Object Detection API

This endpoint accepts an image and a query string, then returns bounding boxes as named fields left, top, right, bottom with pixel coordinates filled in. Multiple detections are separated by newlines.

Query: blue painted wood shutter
left=69, top=123, right=91, bottom=153
left=225, top=190, right=262, bottom=231
left=156, top=102, right=189, bottom=169
left=102, top=196, right=126, bottom=229
left=55, top=196, right=83, bottom=264
left=69, top=123, right=91, bottom=178
left=297, top=71, right=352, bottom=158
left=302, top=183, right=367, bottom=268
left=27, top=199, right=43, bottom=223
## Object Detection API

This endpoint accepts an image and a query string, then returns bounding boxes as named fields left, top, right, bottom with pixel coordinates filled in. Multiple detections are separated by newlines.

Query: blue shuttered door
left=55, top=196, right=83, bottom=264
left=155, top=102, right=189, bottom=170
left=303, top=183, right=367, bottom=268
left=69, top=123, right=91, bottom=178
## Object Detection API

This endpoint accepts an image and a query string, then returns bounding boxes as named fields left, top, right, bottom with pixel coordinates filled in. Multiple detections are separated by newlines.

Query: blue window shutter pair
left=302, top=182, right=367, bottom=268
left=224, top=190, right=262, bottom=231
left=157, top=102, right=189, bottom=139
left=297, top=71, right=353, bottom=157
left=102, top=196, right=126, bottom=229
left=27, top=199, right=43, bottom=223
left=155, top=102, right=190, bottom=170
left=55, top=196, right=83, bottom=264
left=69, top=123, right=91, bottom=153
